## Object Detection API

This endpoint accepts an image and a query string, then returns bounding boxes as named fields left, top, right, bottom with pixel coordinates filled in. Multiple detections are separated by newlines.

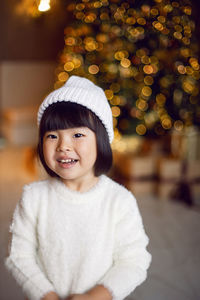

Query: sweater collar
left=49, top=175, right=108, bottom=203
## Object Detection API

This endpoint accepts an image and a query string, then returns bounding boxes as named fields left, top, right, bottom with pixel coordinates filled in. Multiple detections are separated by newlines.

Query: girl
left=5, top=76, right=151, bottom=300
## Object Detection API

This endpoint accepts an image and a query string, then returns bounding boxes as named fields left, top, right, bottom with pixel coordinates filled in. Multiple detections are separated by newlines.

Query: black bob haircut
left=37, top=101, right=113, bottom=177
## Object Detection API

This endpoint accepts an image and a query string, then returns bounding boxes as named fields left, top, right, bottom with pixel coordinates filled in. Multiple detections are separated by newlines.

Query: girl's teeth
left=60, top=159, right=76, bottom=163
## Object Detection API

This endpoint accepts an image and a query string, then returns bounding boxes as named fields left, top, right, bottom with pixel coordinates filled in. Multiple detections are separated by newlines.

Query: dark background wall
left=0, top=0, right=70, bottom=60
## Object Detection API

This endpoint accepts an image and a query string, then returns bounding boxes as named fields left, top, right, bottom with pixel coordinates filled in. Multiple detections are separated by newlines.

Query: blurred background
left=0, top=0, right=200, bottom=299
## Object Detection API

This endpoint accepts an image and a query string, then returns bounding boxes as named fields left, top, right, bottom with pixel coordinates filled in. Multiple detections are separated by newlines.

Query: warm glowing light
left=105, top=89, right=114, bottom=100
left=141, top=56, right=150, bottom=64
left=88, top=64, right=99, bottom=74
left=114, top=51, right=128, bottom=60
left=136, top=99, right=148, bottom=111
left=112, top=106, right=121, bottom=117
left=64, top=62, right=74, bottom=72
left=120, top=58, right=131, bottom=68
left=189, top=58, right=199, bottom=70
left=113, top=117, right=118, bottom=128
left=144, top=76, right=154, bottom=85
left=137, top=18, right=146, bottom=25
left=180, top=48, right=190, bottom=57
left=136, top=124, right=147, bottom=135
left=153, top=21, right=164, bottom=31
left=174, top=120, right=184, bottom=131
left=126, top=17, right=136, bottom=25
left=157, top=16, right=166, bottom=23
left=174, top=32, right=182, bottom=40
left=162, top=118, right=172, bottom=129
left=177, top=65, right=186, bottom=74
left=38, top=0, right=50, bottom=12
left=58, top=72, right=69, bottom=82
left=156, top=93, right=166, bottom=106
left=65, top=37, right=76, bottom=46
left=114, top=128, right=122, bottom=140
left=150, top=8, right=159, bottom=16
left=141, top=86, right=152, bottom=97
left=184, top=6, right=192, bottom=15
left=110, top=96, right=121, bottom=106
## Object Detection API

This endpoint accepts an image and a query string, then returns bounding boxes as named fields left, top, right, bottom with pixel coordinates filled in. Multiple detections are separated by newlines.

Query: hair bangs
left=40, top=102, right=96, bottom=135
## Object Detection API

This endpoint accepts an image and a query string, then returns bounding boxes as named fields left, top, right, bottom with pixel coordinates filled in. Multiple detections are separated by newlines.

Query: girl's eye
left=74, top=133, right=84, bottom=138
left=46, top=134, right=57, bottom=139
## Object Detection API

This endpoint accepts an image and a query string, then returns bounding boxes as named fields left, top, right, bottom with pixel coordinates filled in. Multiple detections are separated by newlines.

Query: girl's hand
left=41, top=291, right=60, bottom=300
left=66, top=285, right=112, bottom=300
left=66, top=294, right=92, bottom=300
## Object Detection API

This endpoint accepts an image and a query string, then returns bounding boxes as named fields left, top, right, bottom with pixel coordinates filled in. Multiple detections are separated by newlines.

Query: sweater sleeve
left=98, top=193, right=151, bottom=300
left=5, top=185, right=56, bottom=300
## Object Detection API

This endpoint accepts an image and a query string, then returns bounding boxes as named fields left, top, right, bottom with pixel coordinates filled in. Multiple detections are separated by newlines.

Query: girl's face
left=43, top=127, right=98, bottom=191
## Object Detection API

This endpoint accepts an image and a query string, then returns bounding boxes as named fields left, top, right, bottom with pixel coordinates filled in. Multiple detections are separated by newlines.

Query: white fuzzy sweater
left=5, top=175, right=151, bottom=300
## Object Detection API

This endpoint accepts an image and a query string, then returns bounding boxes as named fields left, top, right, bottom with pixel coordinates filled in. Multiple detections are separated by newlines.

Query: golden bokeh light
left=120, top=58, right=131, bottom=68
left=143, top=65, right=154, bottom=74
left=174, top=120, right=184, bottom=131
left=174, top=32, right=182, bottom=39
left=189, top=58, right=199, bottom=70
left=88, top=64, right=99, bottom=74
left=180, top=48, right=190, bottom=57
left=76, top=3, right=85, bottom=10
left=64, top=62, right=74, bottom=72
left=126, top=17, right=136, bottom=25
left=177, top=65, right=186, bottom=74
left=185, top=66, right=193, bottom=75
left=144, top=76, right=154, bottom=85
left=72, top=58, right=82, bottom=69
left=153, top=21, right=164, bottom=31
left=110, top=96, right=121, bottom=106
left=105, top=89, right=114, bottom=100
left=156, top=93, right=166, bottom=106
left=136, top=124, right=147, bottom=135
left=115, top=51, right=128, bottom=60
left=137, top=17, right=146, bottom=25
left=157, top=16, right=166, bottom=23
left=141, top=86, right=152, bottom=97
left=184, top=6, right=192, bottom=15
left=182, top=37, right=190, bottom=45
left=112, top=106, right=121, bottom=117
left=113, top=117, right=118, bottom=128
left=141, top=56, right=150, bottom=64
left=162, top=118, right=172, bottom=129
left=150, top=8, right=159, bottom=16
left=174, top=25, right=182, bottom=32
left=136, top=99, right=148, bottom=111
left=58, top=72, right=69, bottom=82
left=65, top=37, right=76, bottom=46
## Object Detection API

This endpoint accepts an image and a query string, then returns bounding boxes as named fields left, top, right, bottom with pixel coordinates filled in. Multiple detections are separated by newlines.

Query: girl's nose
left=56, top=139, right=72, bottom=152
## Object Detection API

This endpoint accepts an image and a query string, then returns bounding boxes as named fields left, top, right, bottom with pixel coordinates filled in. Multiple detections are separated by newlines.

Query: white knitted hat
left=37, top=76, right=114, bottom=143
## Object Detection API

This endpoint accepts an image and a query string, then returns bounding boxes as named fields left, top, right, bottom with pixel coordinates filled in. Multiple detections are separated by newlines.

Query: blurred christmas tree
left=55, top=0, right=200, bottom=138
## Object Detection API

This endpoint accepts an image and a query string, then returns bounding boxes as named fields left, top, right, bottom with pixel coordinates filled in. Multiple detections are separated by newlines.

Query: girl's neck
left=61, top=175, right=99, bottom=193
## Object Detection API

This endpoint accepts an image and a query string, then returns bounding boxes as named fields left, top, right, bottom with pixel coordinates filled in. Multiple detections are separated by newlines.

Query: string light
left=38, top=0, right=51, bottom=12
left=55, top=0, right=199, bottom=137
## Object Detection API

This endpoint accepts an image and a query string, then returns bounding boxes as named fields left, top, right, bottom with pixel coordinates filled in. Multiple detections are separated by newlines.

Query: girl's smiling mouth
left=58, top=159, right=78, bottom=163
left=57, top=158, right=79, bottom=168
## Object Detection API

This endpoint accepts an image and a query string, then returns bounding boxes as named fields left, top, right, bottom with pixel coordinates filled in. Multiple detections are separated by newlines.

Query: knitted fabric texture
left=5, top=176, right=151, bottom=300
left=37, top=76, right=114, bottom=143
